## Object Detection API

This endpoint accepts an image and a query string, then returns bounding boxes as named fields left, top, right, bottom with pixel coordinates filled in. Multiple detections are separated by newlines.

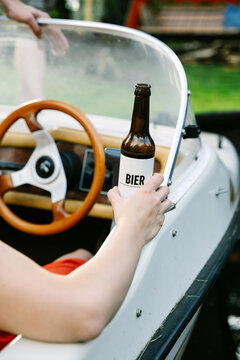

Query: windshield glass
left=0, top=19, right=188, bottom=125
left=0, top=18, right=201, bottom=185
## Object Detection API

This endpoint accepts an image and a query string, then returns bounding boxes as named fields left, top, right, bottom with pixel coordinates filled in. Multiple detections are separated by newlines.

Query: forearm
left=68, top=223, right=144, bottom=335
left=0, top=175, right=170, bottom=343
left=0, top=224, right=144, bottom=342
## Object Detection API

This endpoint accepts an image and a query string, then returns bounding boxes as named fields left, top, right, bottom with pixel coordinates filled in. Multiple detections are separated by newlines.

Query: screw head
left=172, top=230, right=177, bottom=238
left=136, top=309, right=142, bottom=318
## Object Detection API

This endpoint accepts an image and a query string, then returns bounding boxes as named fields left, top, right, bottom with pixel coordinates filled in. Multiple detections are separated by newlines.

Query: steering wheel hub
left=36, top=156, right=55, bottom=179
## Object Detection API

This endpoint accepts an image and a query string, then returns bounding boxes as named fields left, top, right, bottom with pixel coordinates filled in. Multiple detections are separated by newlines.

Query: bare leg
left=54, top=249, right=93, bottom=262
left=14, top=38, right=45, bottom=104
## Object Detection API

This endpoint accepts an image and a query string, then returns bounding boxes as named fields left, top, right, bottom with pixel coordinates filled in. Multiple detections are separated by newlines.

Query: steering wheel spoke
left=24, top=112, right=42, bottom=132
left=0, top=173, right=14, bottom=196
left=52, top=199, right=69, bottom=221
left=9, top=128, right=67, bottom=203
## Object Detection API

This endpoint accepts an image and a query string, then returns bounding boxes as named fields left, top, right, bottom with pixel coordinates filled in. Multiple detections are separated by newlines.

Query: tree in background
left=51, top=0, right=71, bottom=18
left=101, top=0, right=130, bottom=25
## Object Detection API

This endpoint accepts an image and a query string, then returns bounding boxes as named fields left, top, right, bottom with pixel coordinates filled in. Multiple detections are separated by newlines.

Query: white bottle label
left=118, top=154, right=154, bottom=198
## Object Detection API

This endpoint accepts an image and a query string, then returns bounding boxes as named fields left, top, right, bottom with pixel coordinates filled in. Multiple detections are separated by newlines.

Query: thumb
left=29, top=8, right=49, bottom=39
left=27, top=16, right=42, bottom=38
left=107, top=186, right=121, bottom=207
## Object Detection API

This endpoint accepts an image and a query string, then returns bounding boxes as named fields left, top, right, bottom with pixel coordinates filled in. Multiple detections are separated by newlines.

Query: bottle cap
left=135, top=83, right=151, bottom=97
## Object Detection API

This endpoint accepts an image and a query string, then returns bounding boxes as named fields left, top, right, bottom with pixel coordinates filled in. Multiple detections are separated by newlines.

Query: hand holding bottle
left=108, top=174, right=171, bottom=246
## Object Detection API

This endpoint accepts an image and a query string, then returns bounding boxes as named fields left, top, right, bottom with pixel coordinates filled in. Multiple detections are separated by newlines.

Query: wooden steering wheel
left=0, top=99, right=105, bottom=235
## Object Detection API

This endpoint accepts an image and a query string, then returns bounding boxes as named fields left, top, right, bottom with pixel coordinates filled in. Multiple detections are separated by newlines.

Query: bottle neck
left=130, top=96, right=150, bottom=134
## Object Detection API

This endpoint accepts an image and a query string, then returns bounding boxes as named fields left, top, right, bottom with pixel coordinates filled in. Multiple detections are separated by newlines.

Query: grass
left=28, top=62, right=240, bottom=119
left=44, top=69, right=132, bottom=118
left=1, top=54, right=239, bottom=117
left=183, top=63, right=240, bottom=114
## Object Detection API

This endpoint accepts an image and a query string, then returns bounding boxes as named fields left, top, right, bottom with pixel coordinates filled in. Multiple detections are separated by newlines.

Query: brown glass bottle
left=118, top=83, right=155, bottom=198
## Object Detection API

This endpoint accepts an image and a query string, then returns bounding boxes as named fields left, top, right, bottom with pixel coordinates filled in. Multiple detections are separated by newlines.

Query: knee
left=70, top=249, right=93, bottom=261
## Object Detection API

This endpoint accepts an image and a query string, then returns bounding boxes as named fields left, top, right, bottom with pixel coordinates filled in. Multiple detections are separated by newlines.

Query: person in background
left=0, top=0, right=68, bottom=103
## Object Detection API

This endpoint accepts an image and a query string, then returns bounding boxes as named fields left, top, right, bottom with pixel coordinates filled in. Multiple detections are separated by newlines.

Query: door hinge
left=182, top=125, right=201, bottom=139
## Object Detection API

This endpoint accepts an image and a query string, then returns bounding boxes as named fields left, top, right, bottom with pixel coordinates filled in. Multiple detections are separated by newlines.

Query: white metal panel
left=1, top=141, right=238, bottom=360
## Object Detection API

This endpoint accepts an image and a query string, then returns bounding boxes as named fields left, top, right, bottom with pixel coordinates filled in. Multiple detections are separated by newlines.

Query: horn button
left=36, top=156, right=55, bottom=179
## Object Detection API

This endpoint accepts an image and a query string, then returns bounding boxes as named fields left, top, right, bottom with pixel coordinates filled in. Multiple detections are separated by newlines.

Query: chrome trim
left=164, top=92, right=190, bottom=186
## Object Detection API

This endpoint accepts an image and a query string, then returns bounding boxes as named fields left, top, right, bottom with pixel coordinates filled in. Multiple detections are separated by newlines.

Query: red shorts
left=0, top=257, right=85, bottom=351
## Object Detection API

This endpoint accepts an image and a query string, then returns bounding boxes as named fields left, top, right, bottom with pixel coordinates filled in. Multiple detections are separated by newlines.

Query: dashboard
left=0, top=126, right=167, bottom=220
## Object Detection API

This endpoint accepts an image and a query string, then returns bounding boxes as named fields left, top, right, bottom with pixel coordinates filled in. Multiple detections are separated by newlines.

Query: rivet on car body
left=172, top=230, right=177, bottom=237
left=136, top=309, right=142, bottom=318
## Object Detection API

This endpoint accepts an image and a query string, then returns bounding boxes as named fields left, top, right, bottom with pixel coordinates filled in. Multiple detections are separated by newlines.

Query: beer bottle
left=118, top=83, right=155, bottom=198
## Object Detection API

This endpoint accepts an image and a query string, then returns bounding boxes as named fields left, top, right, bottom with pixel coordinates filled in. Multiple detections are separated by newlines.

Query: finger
left=29, top=9, right=49, bottom=38
left=157, top=185, right=170, bottom=200
left=143, top=173, right=164, bottom=191
left=48, top=34, right=67, bottom=55
left=50, top=33, right=67, bottom=55
left=157, top=213, right=165, bottom=227
left=53, top=30, right=69, bottom=50
left=44, top=29, right=69, bottom=56
left=26, top=16, right=43, bottom=39
left=161, top=199, right=172, bottom=212
left=107, top=186, right=121, bottom=206
left=32, top=9, right=50, bottom=19
left=44, top=31, right=60, bottom=54
left=59, top=32, right=69, bottom=50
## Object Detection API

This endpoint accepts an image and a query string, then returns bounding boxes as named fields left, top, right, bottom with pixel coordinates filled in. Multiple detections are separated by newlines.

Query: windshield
left=0, top=18, right=201, bottom=185
left=0, top=19, right=187, bottom=124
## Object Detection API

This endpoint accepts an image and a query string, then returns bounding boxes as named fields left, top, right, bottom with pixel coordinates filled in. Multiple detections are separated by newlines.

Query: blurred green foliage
left=184, top=64, right=240, bottom=113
